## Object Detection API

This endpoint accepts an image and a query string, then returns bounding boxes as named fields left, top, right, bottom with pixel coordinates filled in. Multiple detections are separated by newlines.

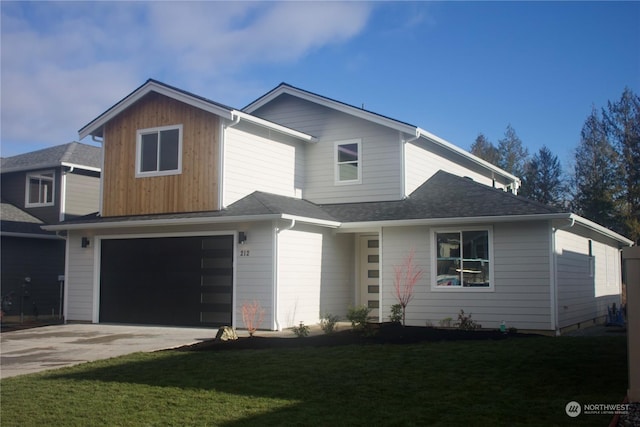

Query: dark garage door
left=100, top=235, right=233, bottom=326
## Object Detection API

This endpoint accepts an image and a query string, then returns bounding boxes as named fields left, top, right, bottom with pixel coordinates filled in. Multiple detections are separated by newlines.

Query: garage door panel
left=100, top=235, right=233, bottom=327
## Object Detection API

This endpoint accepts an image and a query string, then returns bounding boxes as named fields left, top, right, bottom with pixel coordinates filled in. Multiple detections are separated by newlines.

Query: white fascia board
left=61, top=162, right=101, bottom=173
left=231, top=110, right=318, bottom=142
left=43, top=213, right=342, bottom=232
left=1, top=231, right=64, bottom=240
left=416, top=128, right=520, bottom=185
left=336, top=213, right=573, bottom=232
left=281, top=214, right=341, bottom=228
left=79, top=81, right=234, bottom=140
left=569, top=213, right=634, bottom=246
left=42, top=214, right=284, bottom=232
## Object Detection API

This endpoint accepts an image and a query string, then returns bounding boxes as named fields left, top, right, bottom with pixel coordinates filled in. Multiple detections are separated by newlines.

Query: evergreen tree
left=521, top=146, right=564, bottom=207
left=571, top=108, right=622, bottom=231
left=603, top=87, right=640, bottom=243
left=497, top=124, right=529, bottom=177
left=470, top=133, right=501, bottom=165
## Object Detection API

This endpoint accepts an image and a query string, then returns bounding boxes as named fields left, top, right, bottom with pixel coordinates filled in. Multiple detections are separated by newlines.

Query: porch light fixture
left=238, top=232, right=247, bottom=245
left=81, top=237, right=90, bottom=248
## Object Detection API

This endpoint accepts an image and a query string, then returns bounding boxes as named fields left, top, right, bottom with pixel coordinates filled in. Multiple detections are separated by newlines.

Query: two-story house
left=1, top=142, right=101, bottom=319
left=46, top=79, right=633, bottom=334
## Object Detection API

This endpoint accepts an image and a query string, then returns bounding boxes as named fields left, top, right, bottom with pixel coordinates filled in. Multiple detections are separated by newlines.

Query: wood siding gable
left=102, top=92, right=220, bottom=216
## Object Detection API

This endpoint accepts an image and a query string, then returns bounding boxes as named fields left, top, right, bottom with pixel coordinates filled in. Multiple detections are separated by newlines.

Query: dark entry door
left=100, top=235, right=233, bottom=326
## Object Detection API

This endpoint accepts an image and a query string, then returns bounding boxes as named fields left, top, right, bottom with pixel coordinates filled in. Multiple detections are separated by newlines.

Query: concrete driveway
left=0, top=323, right=220, bottom=379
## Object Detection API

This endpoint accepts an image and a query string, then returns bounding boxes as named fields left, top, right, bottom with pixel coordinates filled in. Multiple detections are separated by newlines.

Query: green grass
left=0, top=336, right=627, bottom=426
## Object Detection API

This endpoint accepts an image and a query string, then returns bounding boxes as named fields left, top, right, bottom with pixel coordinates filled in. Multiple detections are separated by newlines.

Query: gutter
left=42, top=213, right=340, bottom=232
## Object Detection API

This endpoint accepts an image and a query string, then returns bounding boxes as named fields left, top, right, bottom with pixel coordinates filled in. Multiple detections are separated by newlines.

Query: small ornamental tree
left=241, top=301, right=265, bottom=337
left=393, top=249, right=424, bottom=326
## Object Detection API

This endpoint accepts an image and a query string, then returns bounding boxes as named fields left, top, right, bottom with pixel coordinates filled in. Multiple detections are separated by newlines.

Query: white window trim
left=334, top=139, right=362, bottom=185
left=430, top=226, right=495, bottom=292
left=25, top=170, right=55, bottom=208
left=135, top=124, right=183, bottom=178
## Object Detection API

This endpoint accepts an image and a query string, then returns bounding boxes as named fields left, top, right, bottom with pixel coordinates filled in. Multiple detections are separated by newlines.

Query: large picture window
left=136, top=125, right=182, bottom=177
left=335, top=139, right=361, bottom=184
left=25, top=171, right=55, bottom=207
left=434, top=229, right=492, bottom=290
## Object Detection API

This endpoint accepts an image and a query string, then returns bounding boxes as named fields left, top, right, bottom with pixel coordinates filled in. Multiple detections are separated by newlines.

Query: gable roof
left=0, top=142, right=102, bottom=174
left=43, top=169, right=632, bottom=246
left=322, top=170, right=563, bottom=223
left=78, top=79, right=317, bottom=143
left=243, top=83, right=520, bottom=186
left=0, top=200, right=59, bottom=238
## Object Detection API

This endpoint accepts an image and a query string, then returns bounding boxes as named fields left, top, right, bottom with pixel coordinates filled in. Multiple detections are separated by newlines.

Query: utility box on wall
left=623, top=246, right=640, bottom=402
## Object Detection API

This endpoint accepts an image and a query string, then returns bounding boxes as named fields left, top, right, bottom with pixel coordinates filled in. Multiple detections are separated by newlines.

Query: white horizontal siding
left=234, top=221, right=276, bottom=330
left=223, top=124, right=303, bottom=206
left=277, top=226, right=322, bottom=328
left=380, top=222, right=552, bottom=330
left=253, top=95, right=403, bottom=204
left=65, top=231, right=96, bottom=322
left=405, top=140, right=506, bottom=196
left=64, top=172, right=100, bottom=220
left=555, top=230, right=621, bottom=328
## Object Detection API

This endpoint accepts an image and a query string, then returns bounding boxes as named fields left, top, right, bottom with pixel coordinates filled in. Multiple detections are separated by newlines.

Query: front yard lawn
left=0, top=335, right=626, bottom=426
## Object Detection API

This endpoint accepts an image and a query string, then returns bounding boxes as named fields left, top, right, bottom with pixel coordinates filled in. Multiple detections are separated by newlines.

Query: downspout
left=219, top=114, right=241, bottom=209
left=273, top=218, right=296, bottom=331
left=551, top=216, right=576, bottom=335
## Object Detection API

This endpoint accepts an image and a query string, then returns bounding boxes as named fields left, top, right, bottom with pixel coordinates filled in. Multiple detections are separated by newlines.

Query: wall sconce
left=81, top=237, right=90, bottom=248
left=238, top=232, right=247, bottom=245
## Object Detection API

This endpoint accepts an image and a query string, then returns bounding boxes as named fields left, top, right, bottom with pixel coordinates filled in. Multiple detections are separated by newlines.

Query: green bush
left=346, top=305, right=371, bottom=331
left=389, top=304, right=402, bottom=323
left=320, top=313, right=340, bottom=334
left=455, top=309, right=481, bottom=331
left=292, top=322, right=310, bottom=338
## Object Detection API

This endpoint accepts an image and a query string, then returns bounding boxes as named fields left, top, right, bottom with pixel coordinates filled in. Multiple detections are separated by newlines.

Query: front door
left=359, top=235, right=380, bottom=320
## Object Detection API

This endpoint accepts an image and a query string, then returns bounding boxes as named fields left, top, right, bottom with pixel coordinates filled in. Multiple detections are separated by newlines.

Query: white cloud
left=1, top=1, right=373, bottom=156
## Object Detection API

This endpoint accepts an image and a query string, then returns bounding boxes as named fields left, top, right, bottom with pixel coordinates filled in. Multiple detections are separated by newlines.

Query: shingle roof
left=0, top=200, right=55, bottom=236
left=1, top=142, right=102, bottom=173
left=321, top=170, right=565, bottom=222
left=55, top=171, right=564, bottom=230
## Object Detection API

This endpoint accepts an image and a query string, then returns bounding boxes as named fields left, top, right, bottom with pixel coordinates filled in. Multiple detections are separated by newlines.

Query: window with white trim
left=335, top=139, right=361, bottom=184
left=433, top=228, right=493, bottom=290
left=136, top=125, right=183, bottom=177
left=25, top=171, right=55, bottom=207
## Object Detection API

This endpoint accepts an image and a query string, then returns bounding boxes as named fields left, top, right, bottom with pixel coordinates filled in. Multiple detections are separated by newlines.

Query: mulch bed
left=178, top=323, right=536, bottom=352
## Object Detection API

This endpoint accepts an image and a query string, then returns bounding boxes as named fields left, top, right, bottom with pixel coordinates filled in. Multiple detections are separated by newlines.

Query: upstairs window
left=433, top=228, right=493, bottom=291
left=136, top=125, right=183, bottom=177
left=25, top=171, right=55, bottom=207
left=335, top=139, right=361, bottom=184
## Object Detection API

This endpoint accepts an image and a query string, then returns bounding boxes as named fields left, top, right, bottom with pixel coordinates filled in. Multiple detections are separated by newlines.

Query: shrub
left=241, top=301, right=265, bottom=337
left=347, top=305, right=371, bottom=331
left=320, top=313, right=340, bottom=334
left=393, top=249, right=424, bottom=326
left=389, top=304, right=402, bottom=323
left=292, top=322, right=310, bottom=338
left=439, top=317, right=453, bottom=328
left=455, top=309, right=481, bottom=331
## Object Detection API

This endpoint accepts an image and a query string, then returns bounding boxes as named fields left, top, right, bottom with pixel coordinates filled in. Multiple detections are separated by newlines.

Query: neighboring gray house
left=1, top=142, right=101, bottom=318
left=47, top=80, right=633, bottom=334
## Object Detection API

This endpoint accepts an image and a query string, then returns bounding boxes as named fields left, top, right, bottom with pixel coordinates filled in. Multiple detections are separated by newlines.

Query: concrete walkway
left=0, top=323, right=229, bottom=379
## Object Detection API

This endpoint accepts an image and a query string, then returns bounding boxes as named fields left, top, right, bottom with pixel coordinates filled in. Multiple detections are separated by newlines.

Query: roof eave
left=78, top=80, right=235, bottom=140
left=42, top=213, right=340, bottom=232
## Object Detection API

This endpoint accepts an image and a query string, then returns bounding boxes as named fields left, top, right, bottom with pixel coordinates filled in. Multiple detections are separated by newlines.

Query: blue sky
left=2, top=1, right=639, bottom=169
